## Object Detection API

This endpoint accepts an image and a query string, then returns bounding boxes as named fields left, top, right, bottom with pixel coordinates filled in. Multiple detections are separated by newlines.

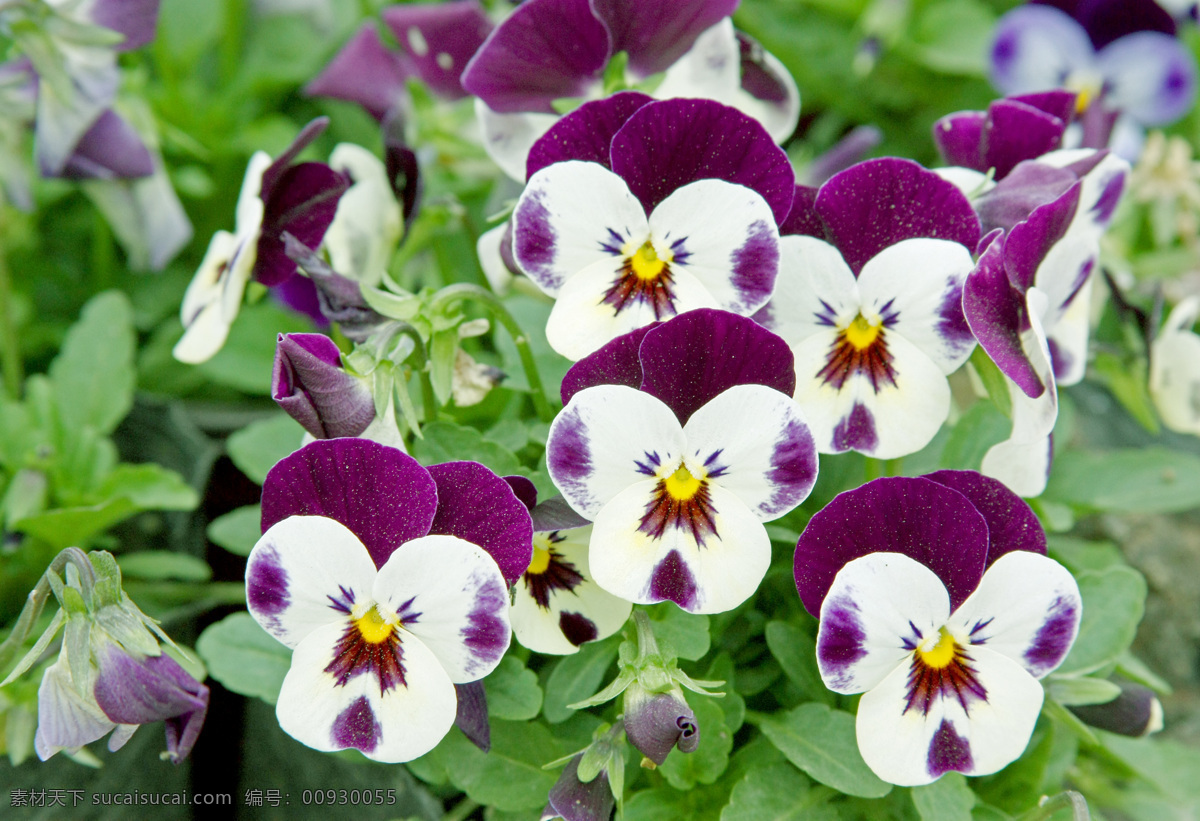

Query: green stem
left=429, top=284, right=555, bottom=422
left=419, top=369, right=438, bottom=423
left=632, top=608, right=659, bottom=660
left=0, top=231, right=21, bottom=400
left=91, top=210, right=115, bottom=292
left=0, top=548, right=92, bottom=677
left=1017, top=791, right=1090, bottom=821
left=884, top=457, right=903, bottom=477
left=864, top=458, right=883, bottom=483
left=219, top=0, right=247, bottom=85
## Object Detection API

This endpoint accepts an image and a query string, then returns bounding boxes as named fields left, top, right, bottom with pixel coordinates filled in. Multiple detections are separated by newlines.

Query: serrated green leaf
left=411, top=420, right=521, bottom=477
left=207, top=504, right=263, bottom=556
left=49, top=291, right=136, bottom=436
left=196, top=612, right=291, bottom=704
left=1058, top=566, right=1147, bottom=675
left=660, top=692, right=732, bottom=789
left=226, top=415, right=303, bottom=485
left=759, top=703, right=891, bottom=799
left=117, top=552, right=212, bottom=582
left=95, top=463, right=200, bottom=511
left=649, top=603, right=710, bottom=661
left=1042, top=447, right=1200, bottom=513
left=765, top=621, right=834, bottom=706
left=483, top=656, right=542, bottom=721
left=542, top=636, right=620, bottom=723
left=912, top=771, right=975, bottom=821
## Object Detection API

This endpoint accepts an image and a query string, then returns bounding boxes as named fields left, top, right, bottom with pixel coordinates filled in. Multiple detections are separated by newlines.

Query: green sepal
left=0, top=609, right=65, bottom=686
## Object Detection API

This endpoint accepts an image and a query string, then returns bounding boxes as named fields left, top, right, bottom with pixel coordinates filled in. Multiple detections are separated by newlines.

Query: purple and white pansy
left=461, top=0, right=798, bottom=180
left=513, top=95, right=792, bottom=360
left=503, top=477, right=632, bottom=656
left=757, top=158, right=981, bottom=459
left=794, top=472, right=1081, bottom=786
left=245, top=439, right=533, bottom=762
left=546, top=309, right=818, bottom=614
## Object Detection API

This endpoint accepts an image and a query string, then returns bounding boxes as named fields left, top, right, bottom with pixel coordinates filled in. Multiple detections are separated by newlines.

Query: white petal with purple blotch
left=544, top=254, right=721, bottom=360
left=172, top=229, right=252, bottom=365
left=1045, top=275, right=1092, bottom=387
left=948, top=551, right=1081, bottom=680
left=654, top=20, right=741, bottom=108
left=34, top=656, right=114, bottom=761
left=856, top=643, right=1045, bottom=786
left=275, top=620, right=457, bottom=763
left=588, top=480, right=771, bottom=614
left=681, top=384, right=815, bottom=520
left=511, top=527, right=633, bottom=655
left=765, top=235, right=861, bottom=345
left=1150, top=296, right=1200, bottom=435
left=246, top=515, right=379, bottom=649
left=475, top=99, right=559, bottom=182
left=514, top=161, right=647, bottom=295
left=817, top=553, right=950, bottom=695
left=1098, top=32, right=1198, bottom=127
left=325, top=143, right=402, bottom=287
left=989, top=6, right=1096, bottom=97
left=647, top=179, right=780, bottom=315
left=856, top=239, right=976, bottom=371
left=548, top=385, right=687, bottom=519
left=373, top=535, right=510, bottom=683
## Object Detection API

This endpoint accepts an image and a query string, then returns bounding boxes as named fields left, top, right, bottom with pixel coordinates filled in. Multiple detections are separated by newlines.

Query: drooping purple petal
left=273, top=274, right=328, bottom=326
left=260, top=117, right=329, bottom=197
left=778, top=185, right=823, bottom=238
left=546, top=755, right=614, bottom=821
left=814, top=159, right=981, bottom=275
left=1003, top=182, right=1081, bottom=292
left=560, top=324, right=655, bottom=405
left=973, top=160, right=1079, bottom=235
left=933, top=111, right=988, bottom=170
left=526, top=91, right=653, bottom=179
left=803, top=126, right=883, bottom=186
left=381, top=1, right=494, bottom=100
left=609, top=98, right=795, bottom=224
left=591, top=0, right=737, bottom=77
left=623, top=689, right=699, bottom=765
left=460, top=0, right=611, bottom=114
left=922, top=470, right=1047, bottom=566
left=426, top=462, right=534, bottom=586
left=983, top=100, right=1068, bottom=179
left=272, top=333, right=374, bottom=439
left=305, top=24, right=410, bottom=121
left=59, top=109, right=154, bottom=180
left=261, top=439, right=439, bottom=568
left=384, top=115, right=423, bottom=231
left=256, top=162, right=349, bottom=287
left=91, top=0, right=162, bottom=52
left=793, top=476, right=989, bottom=616
left=454, top=681, right=491, bottom=752
left=502, top=475, right=539, bottom=512
left=530, top=496, right=592, bottom=532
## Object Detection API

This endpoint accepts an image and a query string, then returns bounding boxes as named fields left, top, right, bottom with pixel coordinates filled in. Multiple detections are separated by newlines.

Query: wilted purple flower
left=1068, top=678, right=1164, bottom=737
left=623, top=687, right=698, bottom=766
left=245, top=439, right=532, bottom=761
left=542, top=755, right=615, bottom=821
left=794, top=472, right=1079, bottom=786
left=272, top=333, right=375, bottom=439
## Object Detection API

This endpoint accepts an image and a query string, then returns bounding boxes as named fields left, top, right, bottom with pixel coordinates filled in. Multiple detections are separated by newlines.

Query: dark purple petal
left=815, top=158, right=981, bottom=275
left=561, top=324, right=655, bottom=405
left=974, top=160, right=1079, bottom=235
left=1037, top=0, right=1175, bottom=48
left=383, top=113, right=423, bottom=231
left=58, top=109, right=153, bottom=181
left=260, top=118, right=330, bottom=199
left=546, top=755, right=614, bottom=821
left=591, top=0, right=737, bottom=77
left=933, top=111, right=987, bottom=170
left=637, top=309, right=796, bottom=425
left=272, top=275, right=329, bottom=327
left=531, top=496, right=592, bottom=532
left=737, top=30, right=790, bottom=104
left=502, top=475, right=539, bottom=512
left=1005, top=182, right=1081, bottom=293
left=460, top=0, right=611, bottom=114
left=526, top=91, right=653, bottom=179
left=453, top=681, right=491, bottom=752
left=91, top=0, right=161, bottom=52
left=983, top=100, right=1067, bottom=179
left=1011, top=90, right=1079, bottom=124
left=922, top=470, right=1047, bottom=566
left=283, top=234, right=385, bottom=341
left=779, top=185, right=823, bottom=238
left=609, top=98, right=795, bottom=224
left=793, top=476, right=989, bottom=616
left=305, top=24, right=410, bottom=121
left=257, top=162, right=349, bottom=287
left=261, top=439, right=439, bottom=569
left=1068, top=679, right=1162, bottom=737
left=962, top=234, right=1046, bottom=398
left=381, top=1, right=494, bottom=100
left=272, top=333, right=374, bottom=439
left=623, top=689, right=698, bottom=765
left=426, top=462, right=534, bottom=586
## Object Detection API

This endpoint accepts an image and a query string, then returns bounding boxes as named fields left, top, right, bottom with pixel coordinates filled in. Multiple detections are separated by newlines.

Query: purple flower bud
left=1069, top=680, right=1164, bottom=737
left=272, top=333, right=375, bottom=439
left=623, top=687, right=698, bottom=765
left=542, top=755, right=615, bottom=821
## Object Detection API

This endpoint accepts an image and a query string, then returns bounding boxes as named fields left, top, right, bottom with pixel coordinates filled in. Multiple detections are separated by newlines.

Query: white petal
left=648, top=179, right=780, bottom=315
left=654, top=19, right=741, bottom=103
left=325, top=143, right=402, bottom=287
left=547, top=385, right=685, bottom=519
left=234, top=151, right=270, bottom=234
left=373, top=535, right=511, bottom=682
left=173, top=227, right=256, bottom=365
left=817, top=552, right=950, bottom=694
left=1150, top=297, right=1200, bottom=435
left=933, top=167, right=994, bottom=199
left=724, top=47, right=802, bottom=145
left=949, top=551, right=1081, bottom=679
left=544, top=254, right=721, bottom=360
left=1045, top=275, right=1092, bottom=387
left=35, top=657, right=114, bottom=761
left=475, top=98, right=560, bottom=182
left=276, top=621, right=457, bottom=763
left=856, top=238, right=976, bottom=371
left=682, top=384, right=816, bottom=520
left=246, top=516, right=379, bottom=648
left=990, top=7, right=1096, bottom=96
left=766, top=235, right=861, bottom=344
left=477, top=222, right=515, bottom=294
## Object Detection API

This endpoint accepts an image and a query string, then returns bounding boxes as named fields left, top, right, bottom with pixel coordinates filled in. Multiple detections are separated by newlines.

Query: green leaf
left=765, top=620, right=834, bottom=706
left=904, top=0, right=995, bottom=76
left=117, top=552, right=212, bottom=582
left=483, top=656, right=543, bottom=721
left=197, top=302, right=312, bottom=395
left=911, top=771, right=976, bottom=821
left=649, top=603, right=710, bottom=661
left=411, top=420, right=522, bottom=477
left=1058, top=566, right=1147, bottom=675
left=940, top=402, right=1010, bottom=471
left=720, top=763, right=840, bottom=821
left=1045, top=676, right=1122, bottom=706
left=13, top=498, right=136, bottom=548
left=660, top=692, right=732, bottom=790
left=226, top=415, right=303, bottom=485
left=207, top=504, right=263, bottom=556
left=1099, top=732, right=1200, bottom=803
left=1090, top=353, right=1160, bottom=434
left=1042, top=448, right=1200, bottom=513
left=759, top=703, right=892, bottom=799
left=49, top=291, right=136, bottom=436
left=95, top=463, right=200, bottom=511
left=542, top=636, right=620, bottom=723
left=439, top=720, right=562, bottom=811
left=196, top=612, right=291, bottom=704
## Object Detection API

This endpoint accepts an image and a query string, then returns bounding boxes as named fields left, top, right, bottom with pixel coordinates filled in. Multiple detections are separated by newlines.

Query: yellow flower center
left=528, top=537, right=553, bottom=575
left=352, top=605, right=396, bottom=645
left=664, top=465, right=702, bottom=501
left=629, top=242, right=670, bottom=281
left=916, top=627, right=958, bottom=669
left=843, top=314, right=882, bottom=351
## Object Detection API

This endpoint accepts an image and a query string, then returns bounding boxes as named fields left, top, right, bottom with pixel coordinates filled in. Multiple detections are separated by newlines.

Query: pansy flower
left=513, top=95, right=792, bottom=360
left=757, top=158, right=980, bottom=459
left=546, top=309, right=818, bottom=614
left=245, top=439, right=533, bottom=762
left=461, top=0, right=799, bottom=180
left=173, top=118, right=348, bottom=364
left=1150, top=295, right=1200, bottom=436
left=990, top=0, right=1197, bottom=158
left=503, top=477, right=632, bottom=655
left=794, top=472, right=1081, bottom=786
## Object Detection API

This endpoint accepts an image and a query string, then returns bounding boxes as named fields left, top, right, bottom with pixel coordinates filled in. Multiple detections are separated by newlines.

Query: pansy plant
left=513, top=95, right=792, bottom=360
left=794, top=472, right=1082, bottom=786
left=245, top=439, right=532, bottom=762
left=757, top=158, right=981, bottom=459
left=546, top=309, right=817, bottom=614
